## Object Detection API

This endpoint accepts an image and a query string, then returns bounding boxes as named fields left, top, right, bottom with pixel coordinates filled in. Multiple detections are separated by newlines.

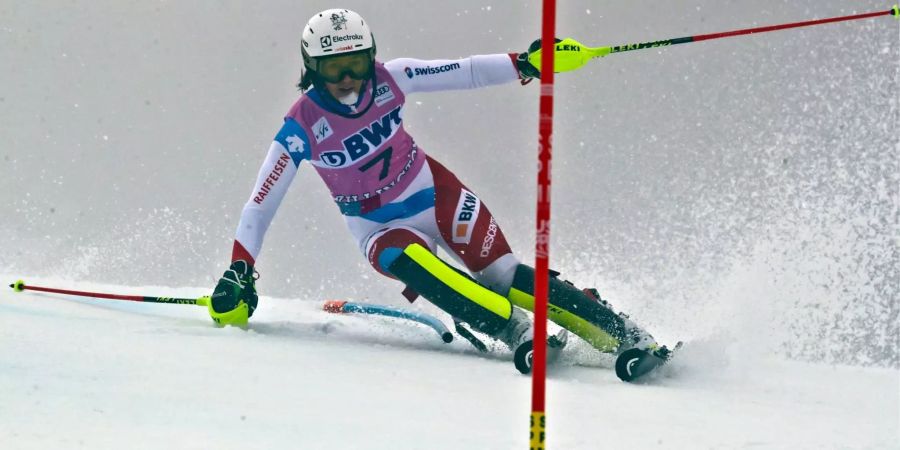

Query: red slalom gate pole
left=531, top=0, right=556, bottom=449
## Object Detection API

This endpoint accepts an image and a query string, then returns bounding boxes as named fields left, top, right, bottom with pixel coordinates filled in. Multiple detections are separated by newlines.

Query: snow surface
left=2, top=0, right=899, bottom=448
left=1, top=277, right=897, bottom=449
left=3, top=0, right=898, bottom=368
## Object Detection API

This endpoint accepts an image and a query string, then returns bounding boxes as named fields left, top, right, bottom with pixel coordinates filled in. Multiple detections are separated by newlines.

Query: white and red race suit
left=231, top=54, right=525, bottom=294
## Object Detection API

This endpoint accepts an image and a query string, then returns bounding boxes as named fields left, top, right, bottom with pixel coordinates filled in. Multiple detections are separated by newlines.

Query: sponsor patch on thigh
left=480, top=217, right=498, bottom=257
left=452, top=188, right=480, bottom=244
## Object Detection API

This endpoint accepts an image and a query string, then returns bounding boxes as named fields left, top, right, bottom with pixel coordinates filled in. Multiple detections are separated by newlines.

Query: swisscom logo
left=404, top=63, right=461, bottom=79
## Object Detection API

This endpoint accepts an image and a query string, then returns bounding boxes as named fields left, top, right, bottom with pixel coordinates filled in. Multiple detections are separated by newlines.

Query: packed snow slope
left=1, top=279, right=897, bottom=449
left=1, top=0, right=898, bottom=448
left=3, top=0, right=898, bottom=368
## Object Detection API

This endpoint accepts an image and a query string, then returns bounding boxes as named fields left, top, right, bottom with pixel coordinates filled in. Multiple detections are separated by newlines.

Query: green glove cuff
left=208, top=301, right=250, bottom=328
left=209, top=260, right=258, bottom=325
left=517, top=38, right=563, bottom=80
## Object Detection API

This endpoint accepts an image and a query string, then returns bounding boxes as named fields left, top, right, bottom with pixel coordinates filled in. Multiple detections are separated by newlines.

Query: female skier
left=208, top=9, right=661, bottom=366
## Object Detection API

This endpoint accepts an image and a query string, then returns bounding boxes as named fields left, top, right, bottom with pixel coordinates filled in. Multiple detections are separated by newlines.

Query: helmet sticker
left=330, top=12, right=348, bottom=31
left=302, top=9, right=374, bottom=78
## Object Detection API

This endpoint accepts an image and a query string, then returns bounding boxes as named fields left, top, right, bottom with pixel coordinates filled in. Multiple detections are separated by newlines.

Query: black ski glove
left=208, top=260, right=258, bottom=326
left=515, top=38, right=562, bottom=81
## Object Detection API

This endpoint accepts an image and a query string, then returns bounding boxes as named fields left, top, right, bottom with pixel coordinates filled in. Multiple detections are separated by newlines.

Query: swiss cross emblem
left=286, top=135, right=305, bottom=154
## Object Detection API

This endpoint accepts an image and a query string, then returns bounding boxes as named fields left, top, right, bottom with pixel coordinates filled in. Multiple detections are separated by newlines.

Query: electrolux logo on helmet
left=405, top=63, right=462, bottom=79
left=332, top=34, right=365, bottom=43
left=319, top=34, right=364, bottom=51
left=319, top=106, right=403, bottom=168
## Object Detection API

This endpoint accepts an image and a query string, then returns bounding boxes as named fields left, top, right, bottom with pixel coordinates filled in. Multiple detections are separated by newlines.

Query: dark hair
left=297, top=70, right=317, bottom=91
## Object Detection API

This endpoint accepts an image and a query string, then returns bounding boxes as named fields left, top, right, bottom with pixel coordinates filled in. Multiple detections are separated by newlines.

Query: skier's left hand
left=517, top=37, right=604, bottom=80
left=515, top=38, right=558, bottom=80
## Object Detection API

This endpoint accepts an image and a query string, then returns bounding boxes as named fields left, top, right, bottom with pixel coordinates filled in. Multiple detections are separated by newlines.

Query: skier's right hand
left=207, top=260, right=258, bottom=328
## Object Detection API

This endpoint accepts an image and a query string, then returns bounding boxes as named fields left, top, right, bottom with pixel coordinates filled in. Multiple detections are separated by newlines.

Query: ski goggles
left=317, top=52, right=373, bottom=83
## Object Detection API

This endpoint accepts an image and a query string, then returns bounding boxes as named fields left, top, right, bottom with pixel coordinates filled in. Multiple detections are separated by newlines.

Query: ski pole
left=323, top=300, right=453, bottom=343
left=8, top=279, right=209, bottom=306
left=529, top=5, right=900, bottom=73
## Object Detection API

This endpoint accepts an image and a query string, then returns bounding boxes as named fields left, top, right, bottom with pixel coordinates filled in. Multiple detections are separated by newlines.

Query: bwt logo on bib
left=320, top=106, right=403, bottom=168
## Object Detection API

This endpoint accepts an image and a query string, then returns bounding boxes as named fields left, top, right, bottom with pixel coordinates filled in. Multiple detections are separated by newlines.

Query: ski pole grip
left=893, top=5, right=899, bottom=19
left=11, top=280, right=25, bottom=292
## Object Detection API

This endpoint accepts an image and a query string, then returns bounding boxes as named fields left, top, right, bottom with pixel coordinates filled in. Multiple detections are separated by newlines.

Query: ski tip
left=615, top=348, right=652, bottom=382
left=322, top=300, right=348, bottom=313
left=615, top=342, right=683, bottom=382
left=441, top=332, right=454, bottom=343
left=10, top=280, right=25, bottom=292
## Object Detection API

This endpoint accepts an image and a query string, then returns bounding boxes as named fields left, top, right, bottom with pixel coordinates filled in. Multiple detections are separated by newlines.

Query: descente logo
left=405, top=63, right=462, bottom=79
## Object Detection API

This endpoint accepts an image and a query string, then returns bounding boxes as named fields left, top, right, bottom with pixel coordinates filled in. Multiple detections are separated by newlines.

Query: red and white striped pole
left=530, top=0, right=556, bottom=449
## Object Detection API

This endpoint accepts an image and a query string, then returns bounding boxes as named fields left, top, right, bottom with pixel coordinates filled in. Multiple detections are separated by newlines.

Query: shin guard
left=386, top=243, right=512, bottom=335
left=508, top=265, right=626, bottom=352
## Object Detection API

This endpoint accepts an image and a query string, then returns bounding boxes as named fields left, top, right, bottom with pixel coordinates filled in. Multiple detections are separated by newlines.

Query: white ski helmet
left=301, top=9, right=376, bottom=80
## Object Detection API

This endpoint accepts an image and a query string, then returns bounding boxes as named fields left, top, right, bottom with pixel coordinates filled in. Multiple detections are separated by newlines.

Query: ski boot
left=581, top=288, right=682, bottom=381
left=494, top=307, right=569, bottom=374
left=494, top=307, right=534, bottom=352
left=451, top=310, right=532, bottom=355
left=581, top=288, right=660, bottom=355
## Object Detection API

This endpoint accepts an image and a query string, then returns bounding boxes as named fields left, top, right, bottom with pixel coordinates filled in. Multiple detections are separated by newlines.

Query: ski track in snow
left=1, top=278, right=896, bottom=450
